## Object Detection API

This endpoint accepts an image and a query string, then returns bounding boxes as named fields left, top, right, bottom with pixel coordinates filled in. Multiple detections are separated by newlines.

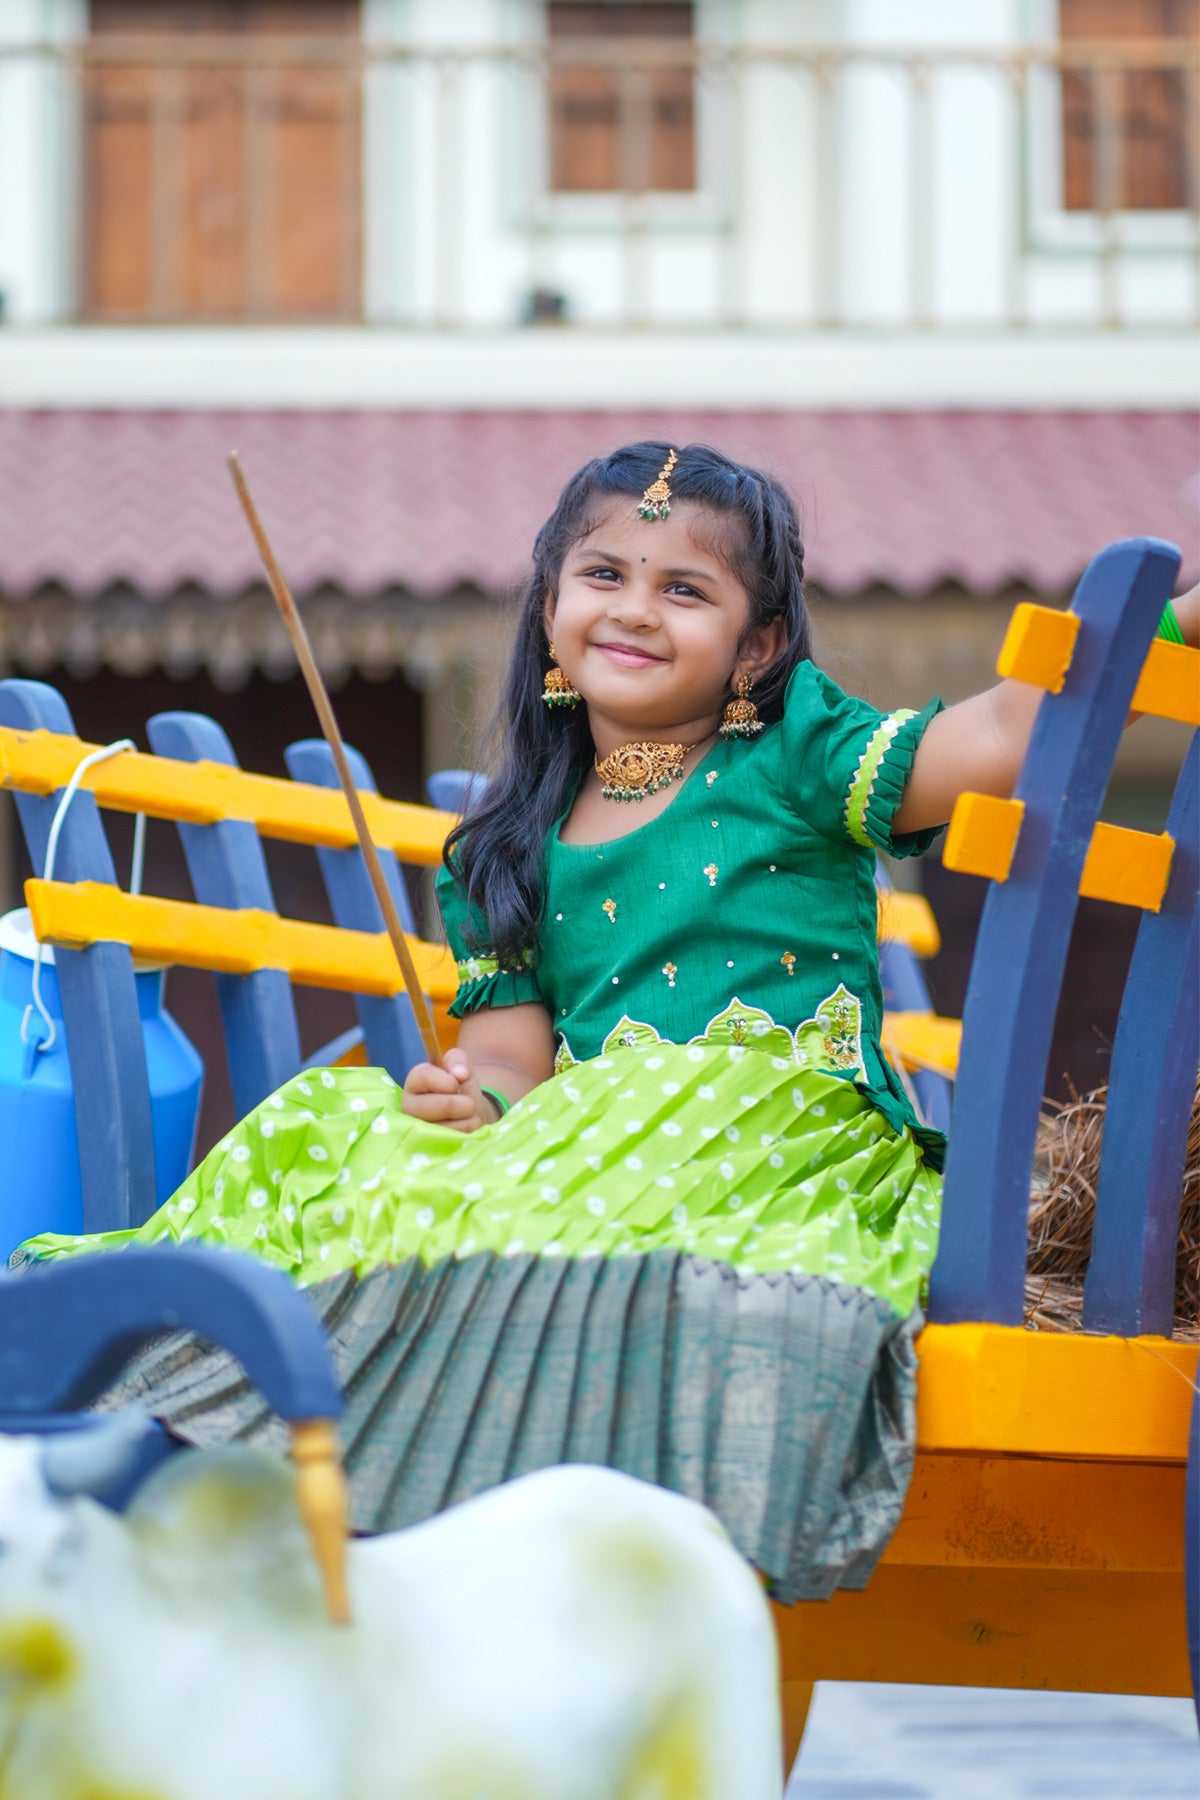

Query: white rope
left=130, top=809, right=146, bottom=899
left=21, top=739, right=139, bottom=1055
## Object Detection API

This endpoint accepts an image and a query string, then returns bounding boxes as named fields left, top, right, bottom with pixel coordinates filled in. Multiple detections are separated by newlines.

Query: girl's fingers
left=423, top=1095, right=478, bottom=1119
left=405, top=1059, right=465, bottom=1095
left=403, top=1090, right=479, bottom=1123
left=402, top=1054, right=485, bottom=1128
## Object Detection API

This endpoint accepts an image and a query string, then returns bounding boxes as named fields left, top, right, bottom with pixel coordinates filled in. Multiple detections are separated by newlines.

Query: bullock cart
left=0, top=536, right=1195, bottom=1777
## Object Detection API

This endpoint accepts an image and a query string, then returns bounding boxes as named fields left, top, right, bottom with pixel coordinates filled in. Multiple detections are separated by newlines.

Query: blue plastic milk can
left=0, top=908, right=204, bottom=1258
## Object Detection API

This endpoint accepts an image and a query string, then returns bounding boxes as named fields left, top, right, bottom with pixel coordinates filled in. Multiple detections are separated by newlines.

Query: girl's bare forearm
left=455, top=1003, right=557, bottom=1104
left=471, top=1057, right=549, bottom=1108
left=895, top=582, right=1199, bottom=836
left=893, top=678, right=1040, bottom=834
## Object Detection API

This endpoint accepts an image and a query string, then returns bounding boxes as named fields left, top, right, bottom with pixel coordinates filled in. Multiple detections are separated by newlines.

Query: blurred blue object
left=0, top=908, right=202, bottom=1260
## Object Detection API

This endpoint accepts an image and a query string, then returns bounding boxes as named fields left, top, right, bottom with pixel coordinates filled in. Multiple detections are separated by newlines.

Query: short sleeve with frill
left=773, top=661, right=944, bottom=859
left=435, top=856, right=545, bottom=1019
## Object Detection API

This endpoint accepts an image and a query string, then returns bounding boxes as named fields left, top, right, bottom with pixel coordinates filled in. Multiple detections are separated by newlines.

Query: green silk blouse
left=436, top=660, right=946, bottom=1165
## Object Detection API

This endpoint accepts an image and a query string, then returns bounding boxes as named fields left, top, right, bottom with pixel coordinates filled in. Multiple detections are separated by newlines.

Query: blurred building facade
left=0, top=0, right=1196, bottom=1091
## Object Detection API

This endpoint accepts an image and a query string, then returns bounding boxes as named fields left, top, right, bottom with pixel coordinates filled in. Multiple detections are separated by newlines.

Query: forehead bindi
left=578, top=501, right=738, bottom=588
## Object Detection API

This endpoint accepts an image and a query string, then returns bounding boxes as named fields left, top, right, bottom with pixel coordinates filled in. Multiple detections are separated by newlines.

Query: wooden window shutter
left=1059, top=0, right=1198, bottom=211
left=83, top=0, right=362, bottom=321
left=547, top=2, right=695, bottom=192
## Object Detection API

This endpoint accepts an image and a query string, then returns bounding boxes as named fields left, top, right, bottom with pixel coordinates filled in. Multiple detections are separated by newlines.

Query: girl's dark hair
left=444, top=440, right=812, bottom=968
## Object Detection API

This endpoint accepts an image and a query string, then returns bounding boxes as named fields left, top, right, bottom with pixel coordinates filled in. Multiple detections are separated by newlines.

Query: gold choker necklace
left=594, top=740, right=685, bottom=803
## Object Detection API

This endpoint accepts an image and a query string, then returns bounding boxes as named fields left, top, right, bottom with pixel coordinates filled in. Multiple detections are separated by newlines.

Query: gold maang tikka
left=638, top=449, right=678, bottom=522
left=542, top=641, right=581, bottom=708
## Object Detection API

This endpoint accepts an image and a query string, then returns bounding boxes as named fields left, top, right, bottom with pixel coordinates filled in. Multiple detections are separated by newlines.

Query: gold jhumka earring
left=637, top=449, right=678, bottom=522
left=542, top=642, right=581, bottom=709
left=719, top=672, right=763, bottom=739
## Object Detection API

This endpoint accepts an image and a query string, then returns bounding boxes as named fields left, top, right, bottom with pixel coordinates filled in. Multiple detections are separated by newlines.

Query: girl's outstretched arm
left=402, top=1001, right=556, bottom=1133
left=894, top=582, right=1200, bottom=835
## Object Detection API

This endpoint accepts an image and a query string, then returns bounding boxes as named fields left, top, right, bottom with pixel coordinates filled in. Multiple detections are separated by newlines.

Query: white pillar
left=0, top=0, right=86, bottom=326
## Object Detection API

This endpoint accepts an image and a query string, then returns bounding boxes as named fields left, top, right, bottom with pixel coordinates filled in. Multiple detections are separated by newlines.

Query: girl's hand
left=402, top=1049, right=493, bottom=1133
left=1171, top=580, right=1199, bottom=648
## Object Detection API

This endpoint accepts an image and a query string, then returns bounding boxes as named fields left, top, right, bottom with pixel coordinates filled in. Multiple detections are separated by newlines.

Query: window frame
left=78, top=0, right=365, bottom=325
left=1022, top=0, right=1198, bottom=257
left=510, top=0, right=735, bottom=236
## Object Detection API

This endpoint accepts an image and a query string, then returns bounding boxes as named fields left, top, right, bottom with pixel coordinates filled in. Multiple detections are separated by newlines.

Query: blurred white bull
left=0, top=1419, right=781, bottom=1800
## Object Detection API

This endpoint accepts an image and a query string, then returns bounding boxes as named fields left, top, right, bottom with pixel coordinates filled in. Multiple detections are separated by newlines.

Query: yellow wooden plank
left=1131, top=636, right=1200, bottom=726
left=25, top=879, right=459, bottom=1003
left=882, top=1010, right=961, bottom=1077
left=996, top=602, right=1080, bottom=694
left=774, top=1454, right=1190, bottom=1696
left=945, top=801, right=1176, bottom=910
left=943, top=792, right=1024, bottom=881
left=881, top=1453, right=1182, bottom=1574
left=779, top=1682, right=814, bottom=1776
left=0, top=727, right=456, bottom=866
left=876, top=888, right=940, bottom=956
left=914, top=1323, right=1196, bottom=1463
left=773, top=1565, right=1188, bottom=1696
left=1079, top=821, right=1174, bottom=910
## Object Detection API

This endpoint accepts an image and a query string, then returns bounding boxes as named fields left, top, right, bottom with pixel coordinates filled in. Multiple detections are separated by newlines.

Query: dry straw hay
left=1024, top=1076, right=1200, bottom=1340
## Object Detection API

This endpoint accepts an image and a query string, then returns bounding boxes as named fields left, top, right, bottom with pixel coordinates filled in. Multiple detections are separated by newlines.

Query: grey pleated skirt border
left=98, top=1250, right=919, bottom=1604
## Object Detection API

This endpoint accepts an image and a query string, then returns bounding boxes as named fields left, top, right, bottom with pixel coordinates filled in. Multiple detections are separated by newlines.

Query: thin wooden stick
left=227, top=452, right=444, bottom=1068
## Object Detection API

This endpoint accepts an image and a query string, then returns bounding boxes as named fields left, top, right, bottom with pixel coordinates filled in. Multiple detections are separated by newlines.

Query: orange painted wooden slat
left=25, top=879, right=459, bottom=1002
left=876, top=888, right=940, bottom=956
left=882, top=1010, right=961, bottom=1077
left=943, top=793, right=1024, bottom=882
left=881, top=1454, right=1183, bottom=1573
left=913, top=1323, right=1196, bottom=1463
left=773, top=1565, right=1188, bottom=1696
left=1131, top=636, right=1200, bottom=726
left=947, top=802, right=1178, bottom=911
left=0, top=727, right=455, bottom=865
left=996, top=602, right=1080, bottom=694
left=1079, top=821, right=1174, bottom=910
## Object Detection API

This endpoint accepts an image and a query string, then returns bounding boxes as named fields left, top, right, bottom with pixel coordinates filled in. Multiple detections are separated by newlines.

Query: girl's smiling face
left=544, top=499, right=782, bottom=756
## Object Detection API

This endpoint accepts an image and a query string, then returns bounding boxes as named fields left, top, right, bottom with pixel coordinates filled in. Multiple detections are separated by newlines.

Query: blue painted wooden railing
left=0, top=683, right=438, bottom=1232
left=928, top=536, right=1192, bottom=1329
left=0, top=1245, right=343, bottom=1510
left=875, top=869, right=953, bottom=1138
left=0, top=1245, right=340, bottom=1425
left=1084, top=733, right=1199, bottom=1337
left=0, top=681, right=158, bottom=1233
left=284, top=738, right=427, bottom=1081
left=1188, top=1383, right=1200, bottom=1729
left=148, top=712, right=302, bottom=1116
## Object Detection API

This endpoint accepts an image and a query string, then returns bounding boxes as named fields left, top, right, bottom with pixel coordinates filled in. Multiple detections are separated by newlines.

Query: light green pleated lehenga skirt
left=18, top=1032, right=942, bottom=1603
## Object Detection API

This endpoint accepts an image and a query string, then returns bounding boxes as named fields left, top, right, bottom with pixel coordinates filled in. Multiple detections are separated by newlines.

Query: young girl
left=22, top=442, right=1197, bottom=1602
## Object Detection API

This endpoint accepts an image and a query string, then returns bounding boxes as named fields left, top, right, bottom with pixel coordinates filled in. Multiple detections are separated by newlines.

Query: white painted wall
left=395, top=0, right=1194, bottom=336
left=0, top=0, right=85, bottom=324
left=0, top=0, right=1196, bottom=405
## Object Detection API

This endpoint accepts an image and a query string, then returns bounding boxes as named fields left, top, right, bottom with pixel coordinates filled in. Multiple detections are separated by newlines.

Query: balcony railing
left=1, top=35, right=1197, bottom=330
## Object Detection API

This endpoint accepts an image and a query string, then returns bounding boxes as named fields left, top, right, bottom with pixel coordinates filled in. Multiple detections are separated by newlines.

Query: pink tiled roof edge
left=0, top=408, right=1195, bottom=601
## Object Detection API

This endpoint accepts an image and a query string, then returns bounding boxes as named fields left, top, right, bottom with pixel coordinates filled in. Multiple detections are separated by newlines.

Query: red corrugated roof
left=0, top=409, right=1195, bottom=601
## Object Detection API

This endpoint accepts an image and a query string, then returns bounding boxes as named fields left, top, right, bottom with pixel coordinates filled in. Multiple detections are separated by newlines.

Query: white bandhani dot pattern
left=85, top=1037, right=939, bottom=1315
